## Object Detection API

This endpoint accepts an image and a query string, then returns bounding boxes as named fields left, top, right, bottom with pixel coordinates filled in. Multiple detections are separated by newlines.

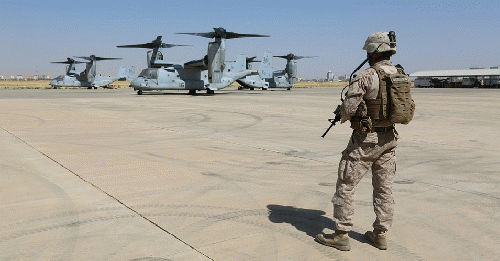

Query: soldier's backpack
left=366, top=64, right=415, bottom=125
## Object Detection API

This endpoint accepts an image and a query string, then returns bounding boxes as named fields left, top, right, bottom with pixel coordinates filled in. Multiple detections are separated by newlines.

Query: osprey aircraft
left=237, top=52, right=317, bottom=90
left=117, top=36, right=190, bottom=69
left=50, top=55, right=134, bottom=89
left=120, top=28, right=269, bottom=95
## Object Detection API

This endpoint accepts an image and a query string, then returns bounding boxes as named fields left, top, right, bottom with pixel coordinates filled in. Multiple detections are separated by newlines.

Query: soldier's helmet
left=362, top=31, right=397, bottom=55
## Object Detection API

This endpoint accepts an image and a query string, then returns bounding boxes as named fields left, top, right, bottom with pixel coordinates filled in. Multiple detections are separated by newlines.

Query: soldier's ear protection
left=388, top=31, right=396, bottom=48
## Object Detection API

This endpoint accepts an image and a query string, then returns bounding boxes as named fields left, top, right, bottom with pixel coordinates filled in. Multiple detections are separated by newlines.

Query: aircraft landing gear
left=250, top=87, right=254, bottom=90
left=189, top=90, right=196, bottom=95
left=287, top=88, right=291, bottom=90
left=137, top=90, right=143, bottom=95
left=206, top=89, right=214, bottom=95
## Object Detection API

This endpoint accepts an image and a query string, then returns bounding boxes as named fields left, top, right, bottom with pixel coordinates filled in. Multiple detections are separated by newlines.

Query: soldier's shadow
left=266, top=204, right=365, bottom=243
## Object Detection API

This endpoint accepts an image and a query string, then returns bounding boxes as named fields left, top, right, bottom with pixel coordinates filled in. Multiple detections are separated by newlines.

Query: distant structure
left=3, top=74, right=51, bottom=81
left=26, top=75, right=51, bottom=81
left=327, top=70, right=335, bottom=81
left=411, top=67, right=500, bottom=88
left=338, top=74, right=349, bottom=82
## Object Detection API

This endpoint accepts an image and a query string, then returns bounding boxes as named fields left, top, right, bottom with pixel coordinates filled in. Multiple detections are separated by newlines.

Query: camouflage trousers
left=332, top=129, right=398, bottom=232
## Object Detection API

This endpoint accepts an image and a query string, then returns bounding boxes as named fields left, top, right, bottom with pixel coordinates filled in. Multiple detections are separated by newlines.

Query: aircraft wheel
left=189, top=90, right=196, bottom=95
left=262, top=88, right=268, bottom=91
left=250, top=87, right=254, bottom=90
left=137, top=90, right=143, bottom=95
left=287, top=88, right=291, bottom=90
left=94, top=87, right=98, bottom=89
left=238, top=86, right=243, bottom=90
left=207, top=89, right=214, bottom=95
left=87, top=87, right=92, bottom=89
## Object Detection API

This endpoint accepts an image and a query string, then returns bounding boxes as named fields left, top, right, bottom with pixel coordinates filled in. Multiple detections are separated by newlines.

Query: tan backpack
left=367, top=65, right=415, bottom=124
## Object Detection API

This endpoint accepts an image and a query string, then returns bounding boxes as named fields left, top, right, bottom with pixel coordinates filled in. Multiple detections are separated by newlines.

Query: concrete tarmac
left=0, top=87, right=499, bottom=260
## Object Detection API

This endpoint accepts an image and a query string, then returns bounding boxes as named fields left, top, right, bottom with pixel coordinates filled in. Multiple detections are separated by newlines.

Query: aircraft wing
left=151, top=60, right=177, bottom=67
left=184, top=57, right=208, bottom=70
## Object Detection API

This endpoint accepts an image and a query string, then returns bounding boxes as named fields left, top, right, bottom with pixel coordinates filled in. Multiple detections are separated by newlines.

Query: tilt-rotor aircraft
left=121, top=28, right=269, bottom=95
left=237, top=52, right=317, bottom=90
left=50, top=55, right=134, bottom=89
left=117, top=36, right=190, bottom=69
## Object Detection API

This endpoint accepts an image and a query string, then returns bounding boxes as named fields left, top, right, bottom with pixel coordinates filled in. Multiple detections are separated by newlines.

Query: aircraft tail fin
left=116, top=67, right=126, bottom=80
left=116, top=66, right=136, bottom=81
left=232, top=54, right=247, bottom=72
left=126, top=66, right=136, bottom=80
left=258, top=52, right=273, bottom=79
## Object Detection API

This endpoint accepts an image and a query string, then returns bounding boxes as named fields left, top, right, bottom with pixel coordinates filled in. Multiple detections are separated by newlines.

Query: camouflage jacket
left=340, top=60, right=397, bottom=123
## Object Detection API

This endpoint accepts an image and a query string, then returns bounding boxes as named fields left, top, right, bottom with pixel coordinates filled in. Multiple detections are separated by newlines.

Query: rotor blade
left=51, top=61, right=85, bottom=64
left=75, top=56, right=92, bottom=60
left=246, top=56, right=261, bottom=63
left=118, top=43, right=189, bottom=49
left=94, top=57, right=122, bottom=61
left=294, top=55, right=318, bottom=60
left=176, top=32, right=216, bottom=38
left=117, top=43, right=155, bottom=48
left=161, top=43, right=191, bottom=48
left=274, top=54, right=317, bottom=60
left=225, top=32, right=270, bottom=39
left=74, top=56, right=122, bottom=61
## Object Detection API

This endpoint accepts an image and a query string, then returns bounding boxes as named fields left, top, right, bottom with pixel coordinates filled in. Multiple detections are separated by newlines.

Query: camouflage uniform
left=333, top=60, right=399, bottom=233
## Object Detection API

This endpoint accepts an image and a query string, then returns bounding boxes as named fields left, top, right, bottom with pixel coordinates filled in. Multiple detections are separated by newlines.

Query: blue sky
left=1, top=1, right=499, bottom=79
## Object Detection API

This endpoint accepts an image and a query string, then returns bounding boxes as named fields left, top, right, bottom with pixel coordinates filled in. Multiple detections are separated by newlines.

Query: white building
left=337, top=74, right=349, bottom=82
left=411, top=67, right=500, bottom=88
left=326, top=70, right=335, bottom=81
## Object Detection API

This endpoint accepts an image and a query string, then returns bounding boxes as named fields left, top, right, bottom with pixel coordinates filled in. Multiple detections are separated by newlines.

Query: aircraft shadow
left=130, top=92, right=237, bottom=96
left=266, top=204, right=365, bottom=243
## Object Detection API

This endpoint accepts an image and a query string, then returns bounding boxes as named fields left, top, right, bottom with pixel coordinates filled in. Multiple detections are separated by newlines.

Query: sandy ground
left=0, top=87, right=498, bottom=260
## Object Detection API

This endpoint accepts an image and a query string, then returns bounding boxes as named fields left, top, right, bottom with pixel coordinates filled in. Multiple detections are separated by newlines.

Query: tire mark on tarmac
left=0, top=127, right=214, bottom=261
left=0, top=112, right=46, bottom=128
left=102, top=106, right=500, bottom=203
left=1, top=202, right=427, bottom=260
left=185, top=110, right=263, bottom=131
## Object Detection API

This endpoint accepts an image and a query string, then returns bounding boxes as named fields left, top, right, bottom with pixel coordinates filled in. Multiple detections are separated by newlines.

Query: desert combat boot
left=315, top=231, right=351, bottom=251
left=364, top=230, right=388, bottom=250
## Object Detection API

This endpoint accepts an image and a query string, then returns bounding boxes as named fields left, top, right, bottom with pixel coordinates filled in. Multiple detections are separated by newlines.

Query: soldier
left=316, top=32, right=408, bottom=251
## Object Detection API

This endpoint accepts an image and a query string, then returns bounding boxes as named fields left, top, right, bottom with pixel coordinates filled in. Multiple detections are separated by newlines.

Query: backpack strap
left=365, top=65, right=389, bottom=120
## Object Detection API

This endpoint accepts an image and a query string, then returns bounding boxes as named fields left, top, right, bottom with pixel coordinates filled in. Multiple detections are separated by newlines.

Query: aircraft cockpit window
left=139, top=69, right=158, bottom=79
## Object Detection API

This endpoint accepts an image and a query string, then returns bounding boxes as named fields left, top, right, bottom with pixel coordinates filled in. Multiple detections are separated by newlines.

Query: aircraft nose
left=130, top=78, right=143, bottom=87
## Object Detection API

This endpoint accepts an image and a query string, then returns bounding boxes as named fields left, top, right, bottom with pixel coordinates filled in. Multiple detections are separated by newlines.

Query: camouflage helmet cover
left=362, top=31, right=397, bottom=54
